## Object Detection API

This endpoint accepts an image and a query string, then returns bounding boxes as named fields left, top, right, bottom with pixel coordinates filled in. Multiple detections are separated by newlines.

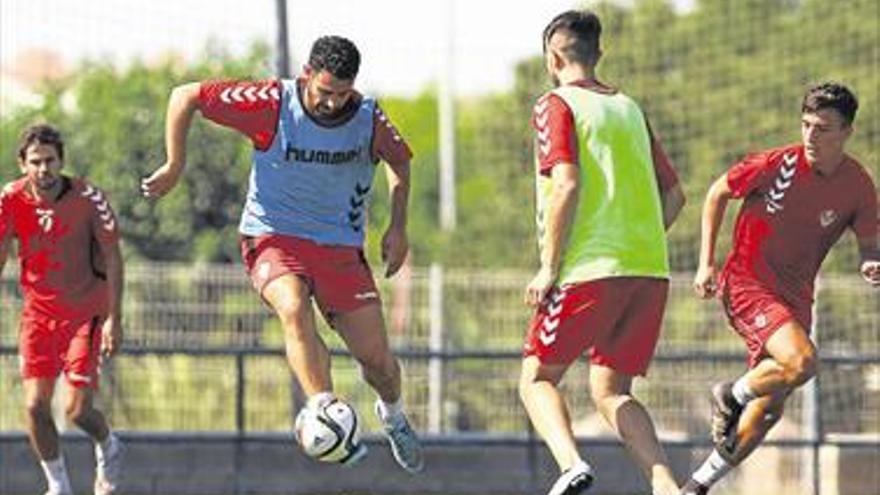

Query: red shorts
left=721, top=275, right=812, bottom=368
left=240, top=234, right=380, bottom=322
left=19, top=309, right=104, bottom=388
left=523, top=277, right=668, bottom=376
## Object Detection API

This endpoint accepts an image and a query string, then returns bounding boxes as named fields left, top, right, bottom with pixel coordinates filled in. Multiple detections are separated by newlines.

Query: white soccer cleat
left=94, top=434, right=125, bottom=495
left=375, top=401, right=424, bottom=473
left=547, top=460, right=594, bottom=495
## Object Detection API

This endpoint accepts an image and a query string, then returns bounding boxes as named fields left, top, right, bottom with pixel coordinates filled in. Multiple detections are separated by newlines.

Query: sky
left=0, top=0, right=689, bottom=97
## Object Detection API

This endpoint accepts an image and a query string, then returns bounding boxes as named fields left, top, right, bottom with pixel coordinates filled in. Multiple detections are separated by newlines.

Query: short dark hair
left=542, top=10, right=602, bottom=65
left=18, top=124, right=64, bottom=162
left=308, top=36, right=361, bottom=80
left=802, top=82, right=858, bottom=126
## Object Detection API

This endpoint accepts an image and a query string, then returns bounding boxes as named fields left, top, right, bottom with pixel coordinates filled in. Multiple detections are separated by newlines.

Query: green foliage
left=1, top=1, right=876, bottom=272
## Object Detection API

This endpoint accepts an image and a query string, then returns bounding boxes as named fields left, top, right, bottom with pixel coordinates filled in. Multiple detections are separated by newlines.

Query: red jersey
left=197, top=79, right=412, bottom=167
left=0, top=177, right=120, bottom=319
left=530, top=80, right=680, bottom=192
left=721, top=143, right=878, bottom=306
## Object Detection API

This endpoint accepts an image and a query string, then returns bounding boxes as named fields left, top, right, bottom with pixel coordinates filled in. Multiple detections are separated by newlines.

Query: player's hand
left=381, top=226, right=408, bottom=278
left=141, top=162, right=183, bottom=198
left=525, top=265, right=557, bottom=307
left=100, top=315, right=123, bottom=359
left=693, top=264, right=718, bottom=298
left=861, top=260, right=880, bottom=287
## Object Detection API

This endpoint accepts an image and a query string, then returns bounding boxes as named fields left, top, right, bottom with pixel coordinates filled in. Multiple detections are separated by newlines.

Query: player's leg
left=333, top=303, right=423, bottom=473
left=520, top=283, right=617, bottom=495
left=24, top=378, right=73, bottom=495
left=20, top=311, right=73, bottom=495
left=333, top=303, right=400, bottom=402
left=710, top=319, right=816, bottom=451
left=519, top=357, right=581, bottom=470
left=241, top=235, right=333, bottom=401
left=520, top=358, right=594, bottom=495
left=63, top=315, right=124, bottom=495
left=312, top=244, right=422, bottom=473
left=682, top=392, right=787, bottom=494
left=739, top=320, right=818, bottom=396
left=263, top=274, right=332, bottom=397
left=589, top=366, right=679, bottom=495
left=587, top=279, right=678, bottom=495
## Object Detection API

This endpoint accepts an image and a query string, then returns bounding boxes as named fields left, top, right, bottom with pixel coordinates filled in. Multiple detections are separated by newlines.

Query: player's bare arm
left=381, top=159, right=410, bottom=278
left=694, top=173, right=733, bottom=298
left=101, top=240, right=125, bottom=357
left=141, top=82, right=201, bottom=198
left=660, top=183, right=686, bottom=230
left=525, top=161, right=579, bottom=307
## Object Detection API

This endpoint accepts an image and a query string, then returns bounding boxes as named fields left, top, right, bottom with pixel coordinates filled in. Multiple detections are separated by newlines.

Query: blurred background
left=1, top=1, right=878, bottom=494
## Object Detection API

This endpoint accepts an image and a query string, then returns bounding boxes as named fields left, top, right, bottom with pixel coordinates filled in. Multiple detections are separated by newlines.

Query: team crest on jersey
left=764, top=153, right=797, bottom=215
left=36, top=208, right=54, bottom=232
left=819, top=209, right=838, bottom=228
left=754, top=313, right=768, bottom=329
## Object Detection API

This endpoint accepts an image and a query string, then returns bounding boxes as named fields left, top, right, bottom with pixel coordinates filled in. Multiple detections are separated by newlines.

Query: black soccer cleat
left=710, top=381, right=743, bottom=455
left=547, top=461, right=595, bottom=495
left=680, top=478, right=709, bottom=495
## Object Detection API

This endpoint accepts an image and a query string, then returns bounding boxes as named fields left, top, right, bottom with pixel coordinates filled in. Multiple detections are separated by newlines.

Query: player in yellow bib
left=519, top=10, right=686, bottom=495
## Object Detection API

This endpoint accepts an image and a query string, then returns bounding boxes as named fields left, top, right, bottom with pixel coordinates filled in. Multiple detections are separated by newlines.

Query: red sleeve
left=372, top=104, right=413, bottom=167
left=852, top=170, right=878, bottom=241
left=198, top=80, right=281, bottom=151
left=533, top=93, right=577, bottom=177
left=646, top=125, right=679, bottom=192
left=727, top=149, right=777, bottom=199
left=82, top=185, right=120, bottom=246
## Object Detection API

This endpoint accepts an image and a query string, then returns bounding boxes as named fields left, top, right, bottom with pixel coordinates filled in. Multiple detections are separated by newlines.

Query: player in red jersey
left=681, top=83, right=879, bottom=494
left=0, top=125, right=125, bottom=495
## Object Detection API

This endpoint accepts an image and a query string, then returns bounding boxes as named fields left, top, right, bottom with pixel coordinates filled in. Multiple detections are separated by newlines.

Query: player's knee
left=25, top=397, right=52, bottom=421
left=64, top=399, right=91, bottom=424
left=783, top=350, right=818, bottom=386
left=518, top=366, right=543, bottom=402
left=275, top=303, right=311, bottom=334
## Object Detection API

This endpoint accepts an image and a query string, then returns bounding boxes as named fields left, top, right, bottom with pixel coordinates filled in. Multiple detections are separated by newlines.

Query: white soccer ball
left=294, top=398, right=362, bottom=463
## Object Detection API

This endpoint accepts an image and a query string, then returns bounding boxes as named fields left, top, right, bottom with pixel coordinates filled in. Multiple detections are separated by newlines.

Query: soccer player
left=0, top=124, right=125, bottom=495
left=681, top=82, right=879, bottom=495
left=519, top=10, right=686, bottom=495
left=140, top=35, right=423, bottom=472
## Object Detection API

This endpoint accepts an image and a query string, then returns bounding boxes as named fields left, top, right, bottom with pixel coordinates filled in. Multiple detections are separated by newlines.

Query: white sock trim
left=376, top=398, right=403, bottom=421
left=306, top=391, right=336, bottom=411
left=96, top=432, right=116, bottom=458
left=732, top=376, right=757, bottom=406
left=692, top=449, right=733, bottom=486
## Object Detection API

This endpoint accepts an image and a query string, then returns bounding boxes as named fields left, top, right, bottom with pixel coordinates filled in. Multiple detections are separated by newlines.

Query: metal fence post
left=803, top=277, right=822, bottom=495
left=428, top=264, right=444, bottom=433
left=234, top=352, right=245, bottom=495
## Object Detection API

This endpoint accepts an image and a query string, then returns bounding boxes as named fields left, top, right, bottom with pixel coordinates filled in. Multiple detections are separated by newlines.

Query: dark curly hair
left=802, top=82, right=858, bottom=126
left=17, top=123, right=64, bottom=162
left=308, top=36, right=361, bottom=80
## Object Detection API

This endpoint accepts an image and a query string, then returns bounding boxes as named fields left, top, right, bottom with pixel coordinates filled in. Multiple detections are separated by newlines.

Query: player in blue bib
left=142, top=35, right=423, bottom=473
